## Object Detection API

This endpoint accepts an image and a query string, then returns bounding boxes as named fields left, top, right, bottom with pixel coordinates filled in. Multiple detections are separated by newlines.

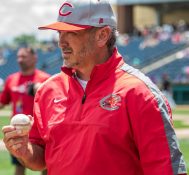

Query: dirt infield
left=175, top=129, right=189, bottom=139
left=176, top=105, right=189, bottom=110
left=173, top=114, right=189, bottom=139
left=0, top=110, right=11, bottom=117
left=174, top=115, right=189, bottom=124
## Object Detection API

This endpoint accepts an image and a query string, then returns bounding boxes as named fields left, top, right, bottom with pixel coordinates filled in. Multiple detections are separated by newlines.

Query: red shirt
left=30, top=49, right=187, bottom=175
left=0, top=69, right=50, bottom=116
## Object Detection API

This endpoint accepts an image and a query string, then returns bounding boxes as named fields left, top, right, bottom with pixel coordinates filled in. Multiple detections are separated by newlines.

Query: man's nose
left=17, top=56, right=24, bottom=62
left=58, top=40, right=69, bottom=48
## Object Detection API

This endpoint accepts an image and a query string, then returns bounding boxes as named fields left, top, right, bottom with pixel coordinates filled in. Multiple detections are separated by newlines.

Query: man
left=161, top=73, right=176, bottom=109
left=0, top=47, right=50, bottom=175
left=2, top=0, right=187, bottom=175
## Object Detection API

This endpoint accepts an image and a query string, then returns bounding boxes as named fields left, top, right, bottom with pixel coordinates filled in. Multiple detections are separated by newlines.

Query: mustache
left=59, top=45, right=73, bottom=52
left=61, top=48, right=73, bottom=52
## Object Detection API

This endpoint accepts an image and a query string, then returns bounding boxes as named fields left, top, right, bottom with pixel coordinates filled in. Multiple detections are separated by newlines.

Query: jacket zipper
left=82, top=93, right=86, bottom=104
left=73, top=74, right=87, bottom=104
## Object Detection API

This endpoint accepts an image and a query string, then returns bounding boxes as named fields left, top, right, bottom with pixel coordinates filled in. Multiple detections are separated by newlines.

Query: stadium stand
left=0, top=48, right=62, bottom=81
left=0, top=49, right=19, bottom=80
left=147, top=55, right=189, bottom=83
left=118, top=37, right=186, bottom=68
left=0, top=28, right=188, bottom=84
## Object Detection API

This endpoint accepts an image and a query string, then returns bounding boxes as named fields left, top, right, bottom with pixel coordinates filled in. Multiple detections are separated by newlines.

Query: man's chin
left=19, top=66, right=28, bottom=71
left=64, top=59, right=79, bottom=68
left=64, top=61, right=79, bottom=68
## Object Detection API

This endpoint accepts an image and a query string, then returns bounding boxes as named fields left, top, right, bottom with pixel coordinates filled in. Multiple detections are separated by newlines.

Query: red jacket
left=30, top=49, right=187, bottom=175
left=0, top=69, right=50, bottom=116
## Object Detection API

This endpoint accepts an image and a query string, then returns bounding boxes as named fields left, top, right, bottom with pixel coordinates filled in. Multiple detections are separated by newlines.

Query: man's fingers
left=3, top=129, right=22, bottom=142
left=4, top=136, right=28, bottom=158
left=8, top=143, right=24, bottom=158
left=2, top=125, right=30, bottom=159
left=27, top=115, right=34, bottom=126
left=2, top=125, right=28, bottom=151
left=12, top=143, right=22, bottom=151
left=7, top=137, right=25, bottom=148
left=2, top=125, right=17, bottom=143
left=2, top=125, right=15, bottom=133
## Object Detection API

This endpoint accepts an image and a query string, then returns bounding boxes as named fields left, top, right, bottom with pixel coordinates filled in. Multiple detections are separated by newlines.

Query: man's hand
left=2, top=125, right=46, bottom=170
left=2, top=125, right=30, bottom=159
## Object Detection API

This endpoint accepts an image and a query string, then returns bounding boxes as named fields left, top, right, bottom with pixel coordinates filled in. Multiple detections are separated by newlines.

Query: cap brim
left=38, top=22, right=92, bottom=31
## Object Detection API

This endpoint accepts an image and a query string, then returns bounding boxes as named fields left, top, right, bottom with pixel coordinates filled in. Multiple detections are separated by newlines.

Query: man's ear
left=95, top=26, right=112, bottom=47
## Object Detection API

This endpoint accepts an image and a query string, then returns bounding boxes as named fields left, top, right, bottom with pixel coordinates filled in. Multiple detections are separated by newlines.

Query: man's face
left=17, top=48, right=36, bottom=72
left=58, top=28, right=97, bottom=69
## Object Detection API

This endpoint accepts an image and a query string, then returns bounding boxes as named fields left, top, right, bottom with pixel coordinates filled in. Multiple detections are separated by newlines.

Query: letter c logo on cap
left=59, top=2, right=73, bottom=16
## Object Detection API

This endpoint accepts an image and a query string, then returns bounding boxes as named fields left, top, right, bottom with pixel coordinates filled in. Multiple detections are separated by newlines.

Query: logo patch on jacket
left=100, top=94, right=121, bottom=111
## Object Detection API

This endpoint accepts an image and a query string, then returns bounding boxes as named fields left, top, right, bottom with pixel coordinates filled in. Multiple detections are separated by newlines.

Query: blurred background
left=0, top=0, right=189, bottom=174
left=0, top=0, right=189, bottom=104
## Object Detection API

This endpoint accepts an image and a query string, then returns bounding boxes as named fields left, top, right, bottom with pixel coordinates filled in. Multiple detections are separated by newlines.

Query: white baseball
left=10, top=114, right=32, bottom=134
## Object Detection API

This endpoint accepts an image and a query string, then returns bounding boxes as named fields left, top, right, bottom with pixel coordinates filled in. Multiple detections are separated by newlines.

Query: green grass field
left=0, top=106, right=189, bottom=174
left=180, top=139, right=189, bottom=172
left=0, top=151, right=41, bottom=175
left=0, top=116, right=9, bottom=139
left=172, top=108, right=189, bottom=115
left=174, top=120, right=189, bottom=128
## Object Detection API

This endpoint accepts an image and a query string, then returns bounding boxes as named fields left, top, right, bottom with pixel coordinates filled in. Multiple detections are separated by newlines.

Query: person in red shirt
left=2, top=0, right=187, bottom=175
left=0, top=47, right=50, bottom=175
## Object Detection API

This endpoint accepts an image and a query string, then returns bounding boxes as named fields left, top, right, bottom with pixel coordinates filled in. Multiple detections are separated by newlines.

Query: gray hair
left=89, top=27, right=118, bottom=55
left=107, top=27, right=118, bottom=54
